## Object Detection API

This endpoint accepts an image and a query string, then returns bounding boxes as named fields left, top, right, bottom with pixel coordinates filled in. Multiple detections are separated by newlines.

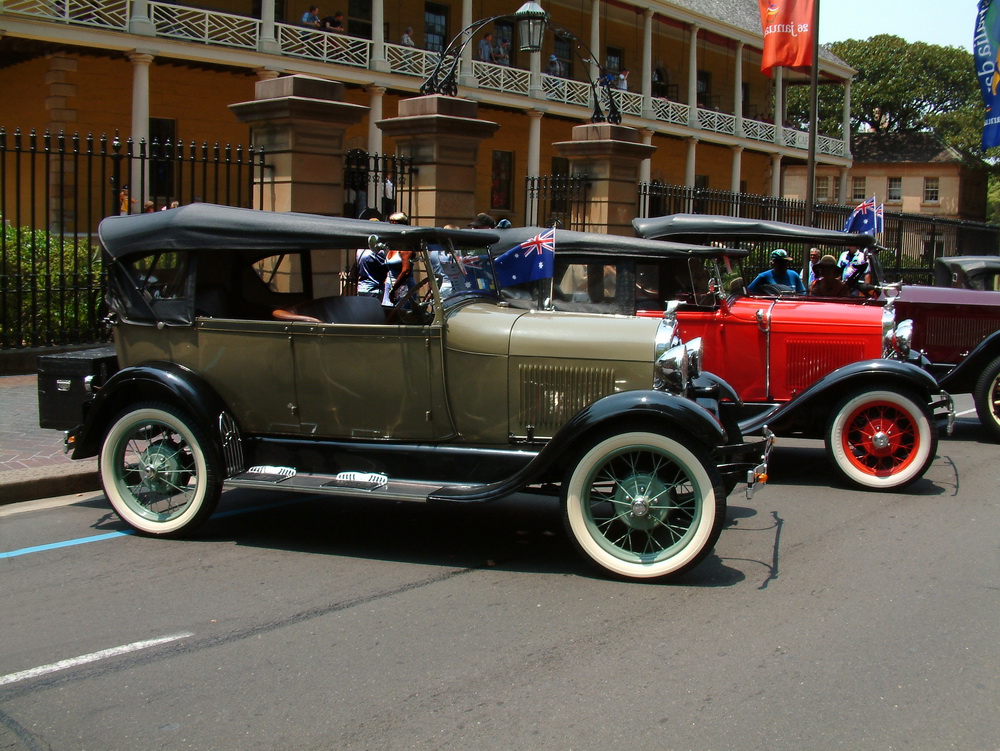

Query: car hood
left=446, top=302, right=662, bottom=363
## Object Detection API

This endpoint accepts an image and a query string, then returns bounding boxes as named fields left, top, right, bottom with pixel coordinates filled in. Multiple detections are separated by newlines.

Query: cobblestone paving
left=0, top=375, right=74, bottom=473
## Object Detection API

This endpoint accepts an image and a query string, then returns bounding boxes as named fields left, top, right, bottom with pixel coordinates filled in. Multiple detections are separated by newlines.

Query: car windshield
left=427, top=242, right=501, bottom=305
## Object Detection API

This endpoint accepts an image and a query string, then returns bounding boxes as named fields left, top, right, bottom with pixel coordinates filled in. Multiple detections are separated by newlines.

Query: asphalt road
left=1, top=400, right=997, bottom=751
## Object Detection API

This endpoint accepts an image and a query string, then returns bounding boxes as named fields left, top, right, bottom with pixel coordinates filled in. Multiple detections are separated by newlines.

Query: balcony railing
left=2, top=0, right=848, bottom=156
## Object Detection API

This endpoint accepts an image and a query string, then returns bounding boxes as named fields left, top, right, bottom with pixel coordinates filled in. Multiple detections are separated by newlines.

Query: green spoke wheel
left=100, top=402, right=222, bottom=536
left=973, top=355, right=1000, bottom=442
left=562, top=431, right=725, bottom=582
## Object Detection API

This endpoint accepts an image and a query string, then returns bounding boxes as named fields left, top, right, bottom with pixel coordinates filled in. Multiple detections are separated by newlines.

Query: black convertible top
left=99, top=203, right=500, bottom=258
left=934, top=255, right=1000, bottom=287
left=632, top=214, right=876, bottom=248
left=490, top=225, right=749, bottom=259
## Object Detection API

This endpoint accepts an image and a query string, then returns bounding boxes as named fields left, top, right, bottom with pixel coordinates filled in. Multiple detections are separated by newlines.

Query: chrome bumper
left=746, top=427, right=775, bottom=500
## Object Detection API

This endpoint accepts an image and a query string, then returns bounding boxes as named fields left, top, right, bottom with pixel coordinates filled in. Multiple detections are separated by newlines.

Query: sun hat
left=549, top=54, right=558, bottom=61
left=770, top=248, right=789, bottom=260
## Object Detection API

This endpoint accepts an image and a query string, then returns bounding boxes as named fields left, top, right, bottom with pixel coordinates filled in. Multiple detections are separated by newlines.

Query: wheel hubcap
left=842, top=402, right=918, bottom=476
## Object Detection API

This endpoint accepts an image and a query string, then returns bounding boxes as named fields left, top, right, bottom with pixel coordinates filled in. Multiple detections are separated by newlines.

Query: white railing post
left=371, top=0, right=388, bottom=72
left=129, top=0, right=155, bottom=35
left=259, top=0, right=279, bottom=53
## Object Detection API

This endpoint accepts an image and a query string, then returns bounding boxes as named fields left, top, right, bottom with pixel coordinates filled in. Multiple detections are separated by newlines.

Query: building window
left=554, top=36, right=573, bottom=78
left=923, top=177, right=940, bottom=203
left=424, top=2, right=448, bottom=54
left=347, top=0, right=371, bottom=38
left=694, top=174, right=709, bottom=190
left=491, top=150, right=514, bottom=211
left=605, top=46, right=623, bottom=73
left=887, top=176, right=902, bottom=202
left=851, top=176, right=866, bottom=201
left=815, top=176, right=830, bottom=202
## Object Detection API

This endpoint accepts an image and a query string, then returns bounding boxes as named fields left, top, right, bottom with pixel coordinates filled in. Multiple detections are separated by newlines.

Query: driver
left=747, top=248, right=806, bottom=295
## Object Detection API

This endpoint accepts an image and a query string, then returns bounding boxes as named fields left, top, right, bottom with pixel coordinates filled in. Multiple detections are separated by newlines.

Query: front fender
left=739, top=358, right=940, bottom=437
left=429, top=390, right=726, bottom=503
left=70, top=361, right=233, bottom=460
left=937, top=330, right=1000, bottom=393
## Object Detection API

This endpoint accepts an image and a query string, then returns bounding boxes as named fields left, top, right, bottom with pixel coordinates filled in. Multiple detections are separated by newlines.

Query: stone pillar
left=638, top=127, right=653, bottom=219
left=371, top=0, right=388, bottom=72
left=554, top=123, right=655, bottom=236
left=684, top=137, right=697, bottom=188
left=770, top=153, right=782, bottom=197
left=641, top=8, right=653, bottom=118
left=590, top=0, right=601, bottom=82
left=256, top=68, right=281, bottom=81
left=230, top=75, right=368, bottom=213
left=460, top=0, right=475, bottom=87
left=128, top=51, right=153, bottom=201
left=733, top=41, right=744, bottom=137
left=687, top=25, right=700, bottom=128
left=377, top=95, right=499, bottom=227
left=367, top=85, right=386, bottom=157
left=730, top=145, right=743, bottom=196
left=838, top=166, right=849, bottom=204
left=258, top=0, right=279, bottom=54
left=773, top=67, right=784, bottom=145
left=129, top=0, right=155, bottom=36
left=527, top=110, right=543, bottom=223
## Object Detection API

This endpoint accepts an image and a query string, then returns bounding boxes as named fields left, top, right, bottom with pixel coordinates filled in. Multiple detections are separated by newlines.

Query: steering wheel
left=385, top=278, right=433, bottom=324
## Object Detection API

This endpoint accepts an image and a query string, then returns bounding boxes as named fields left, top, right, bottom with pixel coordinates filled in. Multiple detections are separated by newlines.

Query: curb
left=0, top=461, right=101, bottom=505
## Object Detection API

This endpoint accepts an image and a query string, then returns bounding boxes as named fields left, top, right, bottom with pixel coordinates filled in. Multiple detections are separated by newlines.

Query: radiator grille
left=923, top=316, right=1000, bottom=348
left=518, top=364, right=616, bottom=432
left=785, top=338, right=866, bottom=392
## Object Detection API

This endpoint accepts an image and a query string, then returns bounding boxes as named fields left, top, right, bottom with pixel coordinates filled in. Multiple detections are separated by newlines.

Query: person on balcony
left=547, top=54, right=564, bottom=77
left=321, top=11, right=344, bottom=32
left=301, top=5, right=320, bottom=28
left=478, top=33, right=496, bottom=63
left=617, top=67, right=629, bottom=91
left=401, top=27, right=416, bottom=46
left=495, top=39, right=511, bottom=66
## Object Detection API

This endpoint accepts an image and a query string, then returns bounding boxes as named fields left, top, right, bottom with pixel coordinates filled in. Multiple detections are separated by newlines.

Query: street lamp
left=419, top=2, right=621, bottom=125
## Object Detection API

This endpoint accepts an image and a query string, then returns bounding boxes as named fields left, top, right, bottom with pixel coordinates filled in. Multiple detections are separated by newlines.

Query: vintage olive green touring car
left=46, top=204, right=773, bottom=582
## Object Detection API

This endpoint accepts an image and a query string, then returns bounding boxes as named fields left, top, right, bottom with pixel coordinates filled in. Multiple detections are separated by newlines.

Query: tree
left=786, top=35, right=997, bottom=165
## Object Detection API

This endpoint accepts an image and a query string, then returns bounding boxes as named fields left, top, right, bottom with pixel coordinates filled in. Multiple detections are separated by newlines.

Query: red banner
left=759, top=0, right=815, bottom=77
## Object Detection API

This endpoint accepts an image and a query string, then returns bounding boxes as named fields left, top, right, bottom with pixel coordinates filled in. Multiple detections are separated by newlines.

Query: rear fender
left=70, top=362, right=236, bottom=465
left=429, top=390, right=726, bottom=503
left=937, top=330, right=1000, bottom=394
left=739, top=358, right=940, bottom=437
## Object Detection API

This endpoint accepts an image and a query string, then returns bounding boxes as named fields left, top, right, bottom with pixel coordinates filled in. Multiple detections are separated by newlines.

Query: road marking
left=0, top=632, right=194, bottom=687
left=0, top=497, right=310, bottom=559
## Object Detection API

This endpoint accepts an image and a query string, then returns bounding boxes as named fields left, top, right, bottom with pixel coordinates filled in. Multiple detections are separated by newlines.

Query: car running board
left=225, top=466, right=462, bottom=503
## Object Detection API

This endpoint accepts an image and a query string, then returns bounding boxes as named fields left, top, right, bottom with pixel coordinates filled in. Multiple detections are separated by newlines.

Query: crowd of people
left=746, top=246, right=872, bottom=297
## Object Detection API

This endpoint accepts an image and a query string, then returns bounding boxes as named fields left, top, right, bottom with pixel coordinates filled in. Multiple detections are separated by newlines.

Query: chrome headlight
left=881, top=300, right=896, bottom=348
left=889, top=319, right=913, bottom=358
left=685, top=337, right=703, bottom=380
left=656, top=342, right=690, bottom=394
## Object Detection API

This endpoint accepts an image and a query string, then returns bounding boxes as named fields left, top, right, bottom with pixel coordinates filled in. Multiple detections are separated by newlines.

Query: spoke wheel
left=100, top=402, right=222, bottom=536
left=973, top=355, right=1000, bottom=442
left=562, top=431, right=725, bottom=582
left=826, top=388, right=936, bottom=490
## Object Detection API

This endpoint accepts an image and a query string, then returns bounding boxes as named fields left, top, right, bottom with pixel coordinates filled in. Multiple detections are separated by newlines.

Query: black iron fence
left=343, top=149, right=415, bottom=221
left=524, top=174, right=591, bottom=230
left=638, top=182, right=1000, bottom=283
left=1, top=127, right=266, bottom=349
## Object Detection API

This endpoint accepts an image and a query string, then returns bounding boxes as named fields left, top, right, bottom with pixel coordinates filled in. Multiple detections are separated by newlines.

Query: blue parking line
left=1, top=496, right=311, bottom=559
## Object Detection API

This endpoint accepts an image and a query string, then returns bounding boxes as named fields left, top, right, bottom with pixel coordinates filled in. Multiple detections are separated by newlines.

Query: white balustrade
left=471, top=60, right=530, bottom=96
left=742, top=118, right=775, bottom=143
left=150, top=1, right=259, bottom=49
left=697, top=107, right=736, bottom=135
left=385, top=42, right=438, bottom=78
left=652, top=98, right=690, bottom=126
left=277, top=23, right=370, bottom=67
left=4, top=0, right=128, bottom=28
left=541, top=75, right=592, bottom=107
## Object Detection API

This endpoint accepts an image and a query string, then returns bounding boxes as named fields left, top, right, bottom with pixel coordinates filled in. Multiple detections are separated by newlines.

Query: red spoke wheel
left=826, top=388, right=937, bottom=490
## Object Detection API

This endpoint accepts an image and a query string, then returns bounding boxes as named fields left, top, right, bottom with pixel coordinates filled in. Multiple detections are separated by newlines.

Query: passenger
left=382, top=212, right=415, bottom=309
left=355, top=233, right=388, bottom=300
left=809, top=255, right=849, bottom=297
left=747, top=248, right=805, bottom=295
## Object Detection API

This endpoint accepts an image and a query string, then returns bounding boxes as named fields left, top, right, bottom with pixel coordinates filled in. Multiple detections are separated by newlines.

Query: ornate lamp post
left=420, top=1, right=621, bottom=124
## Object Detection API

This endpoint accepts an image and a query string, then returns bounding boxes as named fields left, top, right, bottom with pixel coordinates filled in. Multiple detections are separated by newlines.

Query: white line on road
left=0, top=632, right=194, bottom=687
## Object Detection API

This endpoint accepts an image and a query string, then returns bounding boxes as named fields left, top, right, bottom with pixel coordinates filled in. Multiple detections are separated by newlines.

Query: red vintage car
left=496, top=226, right=952, bottom=491
left=632, top=214, right=1000, bottom=442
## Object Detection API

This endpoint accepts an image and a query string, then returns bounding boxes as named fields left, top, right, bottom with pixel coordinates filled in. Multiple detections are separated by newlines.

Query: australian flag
left=843, top=196, right=877, bottom=235
left=494, top=229, right=555, bottom=286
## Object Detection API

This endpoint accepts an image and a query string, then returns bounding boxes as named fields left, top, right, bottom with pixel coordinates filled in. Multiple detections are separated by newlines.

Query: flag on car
left=875, top=203, right=885, bottom=235
left=975, top=0, right=1000, bottom=149
left=758, top=0, right=815, bottom=77
left=843, top=196, right=877, bottom=235
left=494, top=229, right=556, bottom=286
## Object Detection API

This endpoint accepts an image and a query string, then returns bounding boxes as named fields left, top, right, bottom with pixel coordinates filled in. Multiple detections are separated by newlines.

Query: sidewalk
left=0, top=374, right=100, bottom=504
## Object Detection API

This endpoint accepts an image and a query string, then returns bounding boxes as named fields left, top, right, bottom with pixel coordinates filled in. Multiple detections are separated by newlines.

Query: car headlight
left=685, top=337, right=703, bottom=380
left=656, top=343, right=690, bottom=394
left=890, top=319, right=913, bottom=358
left=881, top=300, right=896, bottom=348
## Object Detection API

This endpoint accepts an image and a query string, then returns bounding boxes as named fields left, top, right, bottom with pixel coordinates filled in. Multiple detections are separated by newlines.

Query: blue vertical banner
left=975, top=0, right=1000, bottom=149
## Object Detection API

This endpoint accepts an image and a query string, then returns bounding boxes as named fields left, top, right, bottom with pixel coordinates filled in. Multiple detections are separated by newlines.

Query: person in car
left=809, top=254, right=849, bottom=297
left=747, top=248, right=805, bottom=295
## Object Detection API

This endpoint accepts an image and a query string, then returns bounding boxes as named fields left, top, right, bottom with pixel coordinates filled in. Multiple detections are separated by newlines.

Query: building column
left=687, top=25, right=699, bottom=128
left=685, top=136, right=697, bottom=188
left=730, top=144, right=743, bottom=196
left=733, top=41, right=744, bottom=137
left=230, top=75, right=369, bottom=213
left=367, top=85, right=386, bottom=157
left=641, top=8, right=654, bottom=117
left=256, top=68, right=281, bottom=81
left=770, top=153, right=782, bottom=197
left=258, top=0, right=279, bottom=54
left=128, top=0, right=155, bottom=36
left=638, top=127, right=654, bottom=219
left=842, top=78, right=852, bottom=156
left=128, top=51, right=153, bottom=203
left=527, top=109, right=543, bottom=222
left=838, top=166, right=849, bottom=204
left=773, top=66, right=783, bottom=145
left=460, top=0, right=475, bottom=87
left=529, top=45, right=543, bottom=99
left=371, top=0, right=388, bottom=72
left=590, top=0, right=601, bottom=82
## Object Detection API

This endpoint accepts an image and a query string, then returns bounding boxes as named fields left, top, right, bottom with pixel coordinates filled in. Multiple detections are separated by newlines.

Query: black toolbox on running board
left=37, top=346, right=118, bottom=430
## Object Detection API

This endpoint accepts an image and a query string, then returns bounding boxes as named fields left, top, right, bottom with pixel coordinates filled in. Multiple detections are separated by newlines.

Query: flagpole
left=803, top=0, right=820, bottom=285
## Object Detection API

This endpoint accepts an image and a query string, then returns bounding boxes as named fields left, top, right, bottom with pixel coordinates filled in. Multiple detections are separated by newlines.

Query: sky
left=819, top=0, right=978, bottom=50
